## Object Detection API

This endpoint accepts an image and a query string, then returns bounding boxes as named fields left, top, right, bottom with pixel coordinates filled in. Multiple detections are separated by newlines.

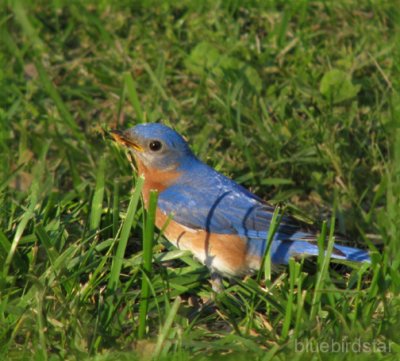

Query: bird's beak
left=109, top=130, right=144, bottom=152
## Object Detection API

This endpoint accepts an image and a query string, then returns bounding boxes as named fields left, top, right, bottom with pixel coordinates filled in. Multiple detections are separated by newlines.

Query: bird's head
left=110, top=123, right=194, bottom=171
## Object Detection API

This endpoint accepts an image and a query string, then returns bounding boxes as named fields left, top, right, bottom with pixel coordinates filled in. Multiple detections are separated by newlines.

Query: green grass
left=1, top=0, right=400, bottom=360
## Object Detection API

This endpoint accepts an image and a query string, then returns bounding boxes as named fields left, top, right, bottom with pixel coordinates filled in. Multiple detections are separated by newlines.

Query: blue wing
left=158, top=162, right=370, bottom=264
left=158, top=183, right=305, bottom=238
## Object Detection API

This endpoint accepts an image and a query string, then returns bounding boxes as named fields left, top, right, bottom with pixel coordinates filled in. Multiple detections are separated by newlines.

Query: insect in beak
left=109, top=130, right=144, bottom=152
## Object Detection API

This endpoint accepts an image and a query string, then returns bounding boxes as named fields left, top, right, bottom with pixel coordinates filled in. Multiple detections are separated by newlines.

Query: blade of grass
left=90, top=156, right=105, bottom=232
left=35, top=225, right=58, bottom=267
left=245, top=206, right=282, bottom=334
left=35, top=283, right=48, bottom=361
left=2, top=188, right=38, bottom=285
left=281, top=258, right=301, bottom=339
left=124, top=72, right=144, bottom=122
left=108, top=176, right=144, bottom=292
left=112, top=180, right=120, bottom=237
left=0, top=230, right=23, bottom=269
left=34, top=60, right=81, bottom=139
left=258, top=206, right=282, bottom=284
left=138, top=189, right=158, bottom=339
left=12, top=1, right=81, bottom=138
left=2, top=142, right=49, bottom=288
left=142, top=61, right=178, bottom=117
left=310, top=218, right=335, bottom=321
left=11, top=0, right=45, bottom=51
left=351, top=262, right=371, bottom=328
left=153, top=296, right=181, bottom=359
left=294, top=289, right=307, bottom=339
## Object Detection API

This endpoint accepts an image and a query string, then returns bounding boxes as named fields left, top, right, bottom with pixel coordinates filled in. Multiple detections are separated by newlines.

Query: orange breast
left=136, top=158, right=260, bottom=276
left=135, top=158, right=181, bottom=206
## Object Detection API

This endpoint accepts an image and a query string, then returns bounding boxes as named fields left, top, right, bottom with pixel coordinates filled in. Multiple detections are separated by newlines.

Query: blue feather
left=157, top=157, right=370, bottom=264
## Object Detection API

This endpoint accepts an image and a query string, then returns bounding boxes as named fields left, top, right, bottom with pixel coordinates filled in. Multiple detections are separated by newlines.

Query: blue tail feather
left=248, top=237, right=370, bottom=265
left=330, top=244, right=371, bottom=263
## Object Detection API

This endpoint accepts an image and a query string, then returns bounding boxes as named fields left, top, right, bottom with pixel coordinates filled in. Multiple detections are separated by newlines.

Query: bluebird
left=110, top=123, right=370, bottom=284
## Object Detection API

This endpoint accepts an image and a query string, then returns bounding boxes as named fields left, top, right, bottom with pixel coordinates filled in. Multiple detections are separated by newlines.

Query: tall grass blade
left=108, top=176, right=144, bottom=292
left=258, top=207, right=282, bottom=284
left=90, top=156, right=106, bottom=232
left=124, top=72, right=144, bottom=123
left=153, top=296, right=181, bottom=359
left=112, top=181, right=120, bottom=237
left=310, top=218, right=335, bottom=320
left=138, top=190, right=158, bottom=339
left=2, top=143, right=49, bottom=286
left=245, top=207, right=282, bottom=333
left=281, top=259, right=301, bottom=339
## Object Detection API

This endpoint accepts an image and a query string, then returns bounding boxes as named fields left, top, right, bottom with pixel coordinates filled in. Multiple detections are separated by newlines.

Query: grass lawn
left=1, top=0, right=400, bottom=360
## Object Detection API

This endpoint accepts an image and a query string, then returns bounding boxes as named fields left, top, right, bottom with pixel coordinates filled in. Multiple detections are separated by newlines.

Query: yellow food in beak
left=110, top=130, right=144, bottom=152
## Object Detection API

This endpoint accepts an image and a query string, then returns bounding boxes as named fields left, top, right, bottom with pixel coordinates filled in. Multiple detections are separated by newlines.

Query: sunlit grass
left=0, top=0, right=399, bottom=360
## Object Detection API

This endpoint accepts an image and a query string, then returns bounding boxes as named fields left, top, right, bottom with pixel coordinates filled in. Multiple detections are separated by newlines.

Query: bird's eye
left=149, top=140, right=163, bottom=152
